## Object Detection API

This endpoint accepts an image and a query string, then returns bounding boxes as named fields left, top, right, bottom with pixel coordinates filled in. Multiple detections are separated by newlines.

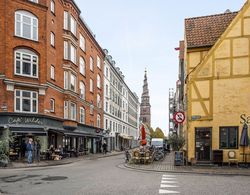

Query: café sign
left=240, top=114, right=250, bottom=125
left=8, top=117, right=43, bottom=125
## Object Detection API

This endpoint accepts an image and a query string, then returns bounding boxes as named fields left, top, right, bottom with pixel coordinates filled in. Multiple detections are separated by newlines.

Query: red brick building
left=0, top=0, right=104, bottom=154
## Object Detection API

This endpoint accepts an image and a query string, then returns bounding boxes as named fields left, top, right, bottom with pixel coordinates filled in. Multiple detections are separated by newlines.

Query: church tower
left=140, top=70, right=151, bottom=126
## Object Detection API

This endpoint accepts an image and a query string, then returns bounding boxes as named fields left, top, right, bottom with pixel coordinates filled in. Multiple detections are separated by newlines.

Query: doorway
left=195, top=128, right=212, bottom=161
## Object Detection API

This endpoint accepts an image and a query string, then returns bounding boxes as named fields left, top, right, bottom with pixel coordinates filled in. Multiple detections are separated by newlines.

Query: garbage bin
left=174, top=151, right=184, bottom=166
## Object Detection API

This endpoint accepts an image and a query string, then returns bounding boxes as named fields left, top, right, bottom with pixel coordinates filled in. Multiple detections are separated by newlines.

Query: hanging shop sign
left=240, top=114, right=250, bottom=124
left=173, top=112, right=185, bottom=124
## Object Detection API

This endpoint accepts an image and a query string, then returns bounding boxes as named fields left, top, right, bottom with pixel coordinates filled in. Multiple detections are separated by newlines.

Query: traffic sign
left=173, top=112, right=185, bottom=124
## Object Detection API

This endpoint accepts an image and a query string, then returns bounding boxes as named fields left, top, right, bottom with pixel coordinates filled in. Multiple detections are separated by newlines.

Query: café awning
left=9, top=125, right=47, bottom=136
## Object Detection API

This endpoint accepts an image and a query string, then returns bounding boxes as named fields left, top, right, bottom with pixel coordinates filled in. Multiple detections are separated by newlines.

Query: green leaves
left=168, top=134, right=185, bottom=151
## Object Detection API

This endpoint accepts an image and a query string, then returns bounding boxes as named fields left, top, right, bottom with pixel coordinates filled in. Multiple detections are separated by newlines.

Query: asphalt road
left=0, top=155, right=249, bottom=195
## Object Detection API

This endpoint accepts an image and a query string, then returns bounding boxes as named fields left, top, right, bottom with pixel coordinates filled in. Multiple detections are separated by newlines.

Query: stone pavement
left=125, top=152, right=250, bottom=176
left=1, top=151, right=124, bottom=169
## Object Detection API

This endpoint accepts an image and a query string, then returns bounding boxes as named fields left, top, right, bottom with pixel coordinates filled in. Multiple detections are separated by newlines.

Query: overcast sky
left=75, top=0, right=245, bottom=134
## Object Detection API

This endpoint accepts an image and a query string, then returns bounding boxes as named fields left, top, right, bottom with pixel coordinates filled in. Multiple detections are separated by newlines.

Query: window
left=97, top=114, right=101, bottom=128
left=105, top=102, right=108, bottom=112
left=15, top=90, right=38, bottom=113
left=50, top=32, right=55, bottom=47
left=90, top=56, right=94, bottom=71
left=105, top=85, right=108, bottom=96
left=70, top=45, right=76, bottom=64
left=15, top=11, right=38, bottom=41
left=64, top=71, right=69, bottom=89
left=79, top=57, right=85, bottom=75
left=64, top=101, right=69, bottom=119
left=70, top=74, right=76, bottom=92
left=29, top=0, right=38, bottom=3
left=64, top=11, right=68, bottom=30
left=50, top=0, right=55, bottom=14
left=105, top=67, right=109, bottom=78
left=97, top=94, right=101, bottom=108
left=80, top=34, right=85, bottom=51
left=70, top=102, right=76, bottom=120
left=90, top=103, right=94, bottom=115
left=97, top=56, right=101, bottom=69
left=79, top=81, right=85, bottom=99
left=50, top=65, right=55, bottom=80
left=80, top=107, right=85, bottom=124
left=70, top=16, right=77, bottom=35
left=50, top=98, right=55, bottom=112
left=90, top=79, right=93, bottom=92
left=64, top=41, right=68, bottom=59
left=15, top=49, right=38, bottom=78
left=220, top=127, right=238, bottom=149
left=105, top=119, right=108, bottom=130
left=97, top=74, right=101, bottom=89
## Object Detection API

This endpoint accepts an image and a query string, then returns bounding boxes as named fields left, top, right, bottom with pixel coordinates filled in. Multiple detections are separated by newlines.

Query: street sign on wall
left=173, top=111, right=185, bottom=124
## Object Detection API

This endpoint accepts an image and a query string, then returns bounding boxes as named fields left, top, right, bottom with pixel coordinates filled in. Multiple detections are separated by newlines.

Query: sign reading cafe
left=8, top=117, right=43, bottom=125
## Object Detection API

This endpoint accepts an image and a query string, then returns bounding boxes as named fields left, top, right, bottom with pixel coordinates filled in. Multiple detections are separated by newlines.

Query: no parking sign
left=173, top=112, right=185, bottom=124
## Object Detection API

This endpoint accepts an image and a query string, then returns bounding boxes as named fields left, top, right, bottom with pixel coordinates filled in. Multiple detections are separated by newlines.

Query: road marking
left=160, top=184, right=179, bottom=188
left=159, top=174, right=180, bottom=194
left=159, top=189, right=180, bottom=194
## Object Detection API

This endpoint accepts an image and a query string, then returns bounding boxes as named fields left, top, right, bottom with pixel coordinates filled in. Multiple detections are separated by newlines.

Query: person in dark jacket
left=102, top=141, right=107, bottom=155
left=26, top=138, right=33, bottom=164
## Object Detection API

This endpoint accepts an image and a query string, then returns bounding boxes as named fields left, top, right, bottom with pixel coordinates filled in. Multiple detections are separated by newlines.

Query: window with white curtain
left=90, top=56, right=94, bottom=71
left=97, top=74, right=101, bottom=89
left=50, top=0, right=55, bottom=14
left=79, top=57, right=85, bottom=75
left=80, top=107, right=85, bottom=124
left=70, top=74, right=76, bottom=92
left=15, top=49, right=38, bottom=78
left=64, top=41, right=68, bottom=59
left=97, top=94, right=101, bottom=108
left=70, top=102, right=76, bottom=120
left=80, top=34, right=85, bottom=51
left=64, top=71, right=69, bottom=89
left=97, top=56, right=101, bottom=69
left=97, top=114, right=101, bottom=128
left=15, top=10, right=38, bottom=41
left=70, top=44, right=76, bottom=64
left=79, top=81, right=85, bottom=99
left=90, top=79, right=93, bottom=92
left=64, top=11, right=68, bottom=30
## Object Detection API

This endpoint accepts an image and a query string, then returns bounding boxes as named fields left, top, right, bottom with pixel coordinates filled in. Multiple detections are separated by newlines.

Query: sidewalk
left=125, top=152, right=250, bottom=176
left=1, top=151, right=124, bottom=169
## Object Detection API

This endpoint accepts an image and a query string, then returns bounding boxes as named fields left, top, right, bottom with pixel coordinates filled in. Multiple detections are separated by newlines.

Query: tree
left=154, top=127, right=165, bottom=139
left=0, top=129, right=13, bottom=167
left=168, top=134, right=185, bottom=151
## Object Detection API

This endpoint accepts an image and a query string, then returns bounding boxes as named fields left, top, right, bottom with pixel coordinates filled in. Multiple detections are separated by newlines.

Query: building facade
left=139, top=71, right=151, bottom=126
left=0, top=0, right=105, bottom=155
left=183, top=0, right=250, bottom=164
left=103, top=49, right=140, bottom=151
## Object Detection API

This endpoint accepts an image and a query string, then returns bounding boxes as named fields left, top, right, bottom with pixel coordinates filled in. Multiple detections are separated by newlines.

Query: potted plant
left=168, top=134, right=185, bottom=165
left=0, top=129, right=13, bottom=167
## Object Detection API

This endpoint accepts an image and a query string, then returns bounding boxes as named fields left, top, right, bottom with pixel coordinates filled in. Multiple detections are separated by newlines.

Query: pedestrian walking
left=34, top=140, right=41, bottom=162
left=26, top=138, right=33, bottom=164
left=102, top=141, right=107, bottom=155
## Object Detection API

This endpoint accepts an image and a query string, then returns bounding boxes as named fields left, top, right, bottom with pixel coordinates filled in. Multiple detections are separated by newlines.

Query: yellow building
left=184, top=0, right=250, bottom=164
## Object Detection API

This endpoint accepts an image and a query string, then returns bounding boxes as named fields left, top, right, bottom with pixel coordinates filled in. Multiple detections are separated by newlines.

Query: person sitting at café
left=46, top=144, right=55, bottom=160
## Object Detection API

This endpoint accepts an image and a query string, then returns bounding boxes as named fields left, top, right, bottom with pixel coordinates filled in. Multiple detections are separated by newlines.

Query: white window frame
left=97, top=74, right=101, bottom=89
left=64, top=11, right=68, bottom=30
left=79, top=57, right=85, bottom=75
left=70, top=102, right=76, bottom=120
left=64, top=71, right=69, bottom=89
left=29, top=0, right=38, bottom=3
left=70, top=16, right=77, bottom=36
left=90, top=56, right=94, bottom=71
left=50, top=98, right=55, bottom=112
left=14, top=49, right=38, bottom=78
left=70, top=44, right=76, bottom=64
left=79, top=34, right=86, bottom=51
left=15, top=11, right=38, bottom=41
left=80, top=107, right=85, bottom=124
left=70, top=74, right=76, bottom=92
left=97, top=114, right=101, bottom=128
left=64, top=41, right=68, bottom=59
left=50, top=65, right=55, bottom=80
left=97, top=56, right=101, bottom=69
left=97, top=94, right=101, bottom=108
left=15, top=89, right=38, bottom=113
left=90, top=79, right=93, bottom=93
left=51, top=32, right=55, bottom=47
left=79, top=81, right=85, bottom=100
left=64, top=101, right=69, bottom=119
left=50, top=0, right=55, bottom=14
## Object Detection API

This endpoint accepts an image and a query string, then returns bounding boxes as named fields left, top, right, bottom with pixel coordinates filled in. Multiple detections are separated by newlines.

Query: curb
left=0, top=152, right=124, bottom=169
left=124, top=163, right=250, bottom=177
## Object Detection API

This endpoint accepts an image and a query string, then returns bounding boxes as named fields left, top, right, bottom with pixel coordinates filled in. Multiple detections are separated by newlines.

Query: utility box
left=213, top=150, right=223, bottom=165
left=174, top=151, right=184, bottom=166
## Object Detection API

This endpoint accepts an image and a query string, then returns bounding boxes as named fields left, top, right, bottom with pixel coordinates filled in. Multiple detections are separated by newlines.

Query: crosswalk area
left=159, top=174, right=180, bottom=194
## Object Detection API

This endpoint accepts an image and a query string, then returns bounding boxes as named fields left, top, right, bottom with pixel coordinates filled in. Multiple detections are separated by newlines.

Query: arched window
left=97, top=74, right=101, bottom=89
left=80, top=107, right=85, bottom=124
left=79, top=57, right=85, bottom=75
left=97, top=114, right=101, bottom=128
left=15, top=49, right=38, bottom=77
left=15, top=10, right=38, bottom=41
left=79, top=81, right=85, bottom=100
